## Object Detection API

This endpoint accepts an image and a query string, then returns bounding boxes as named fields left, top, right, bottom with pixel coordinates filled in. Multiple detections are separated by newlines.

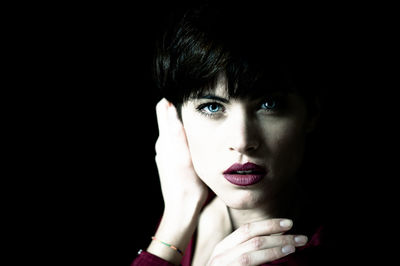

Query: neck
left=227, top=183, right=304, bottom=230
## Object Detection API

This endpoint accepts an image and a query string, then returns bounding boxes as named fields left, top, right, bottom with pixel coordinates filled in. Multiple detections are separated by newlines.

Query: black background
left=16, top=2, right=396, bottom=265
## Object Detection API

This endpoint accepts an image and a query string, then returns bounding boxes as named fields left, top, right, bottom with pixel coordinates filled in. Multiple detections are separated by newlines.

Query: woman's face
left=181, top=76, right=314, bottom=210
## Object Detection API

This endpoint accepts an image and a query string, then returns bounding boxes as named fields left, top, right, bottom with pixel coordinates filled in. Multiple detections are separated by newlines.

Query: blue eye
left=205, top=103, right=221, bottom=113
left=196, top=102, right=224, bottom=117
left=261, top=99, right=277, bottom=110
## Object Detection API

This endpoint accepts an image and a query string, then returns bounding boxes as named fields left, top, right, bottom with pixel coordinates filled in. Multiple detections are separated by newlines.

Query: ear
left=306, top=96, right=322, bottom=133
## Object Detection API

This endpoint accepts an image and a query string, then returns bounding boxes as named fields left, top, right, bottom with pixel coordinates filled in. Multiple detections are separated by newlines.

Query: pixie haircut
left=153, top=2, right=328, bottom=112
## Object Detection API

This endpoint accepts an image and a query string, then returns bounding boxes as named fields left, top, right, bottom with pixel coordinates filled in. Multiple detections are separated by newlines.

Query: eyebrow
left=199, top=94, right=230, bottom=103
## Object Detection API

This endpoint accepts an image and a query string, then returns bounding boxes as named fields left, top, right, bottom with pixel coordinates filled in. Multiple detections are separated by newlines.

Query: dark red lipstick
left=223, top=162, right=267, bottom=186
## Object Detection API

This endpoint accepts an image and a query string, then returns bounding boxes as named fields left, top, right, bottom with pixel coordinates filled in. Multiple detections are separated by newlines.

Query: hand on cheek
left=155, top=98, right=208, bottom=214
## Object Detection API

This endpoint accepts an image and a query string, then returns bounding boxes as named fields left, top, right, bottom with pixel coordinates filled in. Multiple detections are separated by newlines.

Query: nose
left=225, top=108, right=261, bottom=154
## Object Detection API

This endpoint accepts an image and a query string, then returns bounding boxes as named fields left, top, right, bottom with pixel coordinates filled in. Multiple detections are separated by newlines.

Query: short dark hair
left=153, top=2, right=329, bottom=111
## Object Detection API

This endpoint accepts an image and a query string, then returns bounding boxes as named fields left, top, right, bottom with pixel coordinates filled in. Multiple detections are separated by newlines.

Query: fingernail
left=282, top=245, right=295, bottom=254
left=280, top=219, right=293, bottom=228
left=294, top=235, right=308, bottom=244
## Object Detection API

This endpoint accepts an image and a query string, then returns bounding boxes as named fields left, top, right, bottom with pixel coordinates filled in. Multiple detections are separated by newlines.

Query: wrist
left=164, top=196, right=204, bottom=223
left=147, top=200, right=203, bottom=265
left=159, top=200, right=202, bottom=242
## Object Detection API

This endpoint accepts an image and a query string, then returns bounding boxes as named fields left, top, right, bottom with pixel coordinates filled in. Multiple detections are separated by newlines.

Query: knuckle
left=283, top=235, right=297, bottom=246
left=155, top=139, right=160, bottom=153
left=250, top=236, right=263, bottom=249
left=264, top=218, right=282, bottom=233
left=286, top=235, right=296, bottom=245
left=238, top=253, right=251, bottom=266
left=276, top=236, right=287, bottom=246
left=272, top=235, right=292, bottom=247
left=239, top=223, right=252, bottom=238
left=268, top=247, right=282, bottom=261
left=264, top=219, right=276, bottom=230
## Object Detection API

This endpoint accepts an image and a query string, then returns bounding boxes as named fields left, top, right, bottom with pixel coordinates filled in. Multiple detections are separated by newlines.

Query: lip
left=223, top=162, right=267, bottom=186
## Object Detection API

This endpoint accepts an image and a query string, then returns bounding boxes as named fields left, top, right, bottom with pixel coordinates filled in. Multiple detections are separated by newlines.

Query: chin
left=221, top=189, right=267, bottom=210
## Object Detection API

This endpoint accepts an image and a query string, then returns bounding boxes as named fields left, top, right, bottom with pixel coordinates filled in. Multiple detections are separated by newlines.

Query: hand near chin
left=155, top=98, right=208, bottom=215
left=207, top=219, right=308, bottom=266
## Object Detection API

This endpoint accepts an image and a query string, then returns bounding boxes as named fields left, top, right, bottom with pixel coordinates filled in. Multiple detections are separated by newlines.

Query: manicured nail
left=294, top=235, right=308, bottom=244
left=282, top=245, right=295, bottom=254
left=280, top=219, right=293, bottom=228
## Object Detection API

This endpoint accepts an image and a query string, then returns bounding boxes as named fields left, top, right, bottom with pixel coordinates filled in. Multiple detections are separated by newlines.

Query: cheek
left=264, top=121, right=307, bottom=177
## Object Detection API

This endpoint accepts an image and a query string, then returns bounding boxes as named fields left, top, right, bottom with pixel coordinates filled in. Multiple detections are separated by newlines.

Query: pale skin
left=148, top=75, right=318, bottom=265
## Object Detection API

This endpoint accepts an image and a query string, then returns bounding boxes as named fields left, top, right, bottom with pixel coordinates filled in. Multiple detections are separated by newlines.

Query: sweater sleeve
left=131, top=250, right=176, bottom=266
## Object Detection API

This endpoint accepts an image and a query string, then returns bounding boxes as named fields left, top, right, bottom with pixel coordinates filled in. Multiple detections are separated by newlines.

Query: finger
left=237, top=234, right=307, bottom=258
left=155, top=98, right=170, bottom=134
left=165, top=101, right=183, bottom=130
left=214, top=219, right=293, bottom=255
left=156, top=98, right=183, bottom=135
left=231, top=245, right=296, bottom=266
left=155, top=100, right=191, bottom=163
left=241, top=234, right=307, bottom=251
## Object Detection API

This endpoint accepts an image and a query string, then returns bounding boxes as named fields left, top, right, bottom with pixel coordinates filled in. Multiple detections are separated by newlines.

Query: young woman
left=133, top=2, right=334, bottom=265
